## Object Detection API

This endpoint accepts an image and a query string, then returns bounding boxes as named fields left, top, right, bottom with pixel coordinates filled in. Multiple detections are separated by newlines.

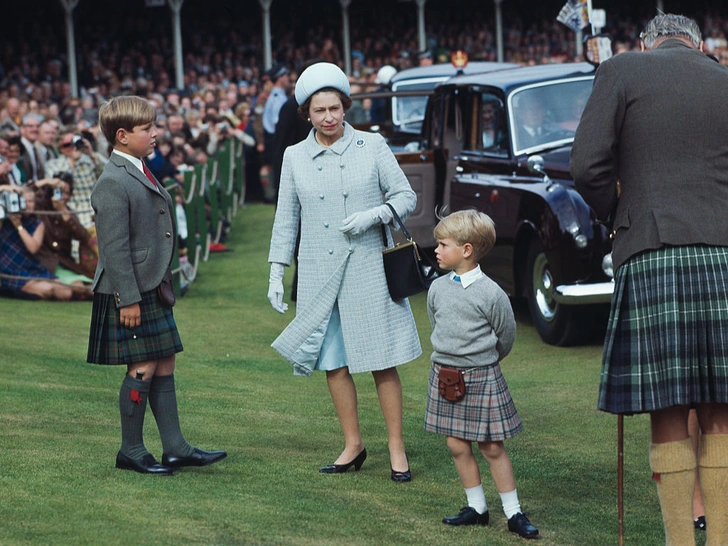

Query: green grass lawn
left=0, top=204, right=705, bottom=545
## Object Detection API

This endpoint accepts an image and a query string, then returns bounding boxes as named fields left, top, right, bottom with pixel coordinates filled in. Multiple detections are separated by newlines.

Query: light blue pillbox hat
left=294, top=62, right=351, bottom=106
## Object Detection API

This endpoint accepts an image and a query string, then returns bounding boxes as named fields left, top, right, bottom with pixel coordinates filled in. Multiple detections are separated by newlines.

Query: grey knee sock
left=148, top=374, right=194, bottom=457
left=119, top=375, right=152, bottom=460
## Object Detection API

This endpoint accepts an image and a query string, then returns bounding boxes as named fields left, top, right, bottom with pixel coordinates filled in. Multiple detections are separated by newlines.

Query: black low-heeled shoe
left=694, top=515, right=706, bottom=531
left=391, top=467, right=412, bottom=482
left=391, top=455, right=411, bottom=482
left=319, top=448, right=367, bottom=474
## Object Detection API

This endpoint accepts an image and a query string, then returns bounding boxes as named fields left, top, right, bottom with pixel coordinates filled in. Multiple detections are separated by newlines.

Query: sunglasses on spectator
left=60, top=141, right=74, bottom=148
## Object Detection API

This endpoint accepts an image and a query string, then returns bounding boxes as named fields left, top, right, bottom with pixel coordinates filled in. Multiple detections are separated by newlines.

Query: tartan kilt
left=599, top=245, right=728, bottom=415
left=424, top=362, right=522, bottom=442
left=87, top=290, right=183, bottom=365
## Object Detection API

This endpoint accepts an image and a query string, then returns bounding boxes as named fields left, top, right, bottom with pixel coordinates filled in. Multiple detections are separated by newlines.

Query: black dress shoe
left=694, top=515, right=707, bottom=531
left=508, top=512, right=539, bottom=539
left=443, top=506, right=489, bottom=526
left=115, top=452, right=176, bottom=475
left=319, top=448, right=367, bottom=473
left=162, top=448, right=227, bottom=468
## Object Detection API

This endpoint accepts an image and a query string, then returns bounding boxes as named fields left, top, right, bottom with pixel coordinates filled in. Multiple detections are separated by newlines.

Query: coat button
left=318, top=166, right=323, bottom=171
left=328, top=249, right=334, bottom=255
left=324, top=222, right=329, bottom=228
left=319, top=194, right=325, bottom=199
left=165, top=232, right=171, bottom=238
left=52, top=241, right=58, bottom=248
left=340, top=164, right=345, bottom=169
left=348, top=247, right=354, bottom=253
left=133, top=335, right=137, bottom=339
left=159, top=209, right=165, bottom=214
left=342, top=192, right=349, bottom=198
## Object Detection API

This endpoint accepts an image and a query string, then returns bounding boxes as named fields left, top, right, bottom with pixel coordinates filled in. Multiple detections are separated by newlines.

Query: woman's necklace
left=314, top=132, right=331, bottom=147
left=315, top=126, right=343, bottom=148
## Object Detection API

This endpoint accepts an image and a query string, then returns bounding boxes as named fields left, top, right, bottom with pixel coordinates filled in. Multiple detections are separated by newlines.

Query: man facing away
left=571, top=14, right=728, bottom=546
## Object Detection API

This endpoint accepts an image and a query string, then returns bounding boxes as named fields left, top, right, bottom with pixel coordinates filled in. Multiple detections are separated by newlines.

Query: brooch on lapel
left=355, top=139, right=365, bottom=148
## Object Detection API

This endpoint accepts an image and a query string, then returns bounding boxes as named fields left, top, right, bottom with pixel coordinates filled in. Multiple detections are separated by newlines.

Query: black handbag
left=381, top=203, right=437, bottom=300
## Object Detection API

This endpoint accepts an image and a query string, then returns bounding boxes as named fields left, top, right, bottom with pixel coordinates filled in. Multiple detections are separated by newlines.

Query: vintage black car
left=390, top=62, right=614, bottom=346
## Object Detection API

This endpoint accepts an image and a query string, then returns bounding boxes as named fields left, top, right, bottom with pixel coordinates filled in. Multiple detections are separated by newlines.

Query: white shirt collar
left=113, top=149, right=145, bottom=175
left=449, top=264, right=484, bottom=288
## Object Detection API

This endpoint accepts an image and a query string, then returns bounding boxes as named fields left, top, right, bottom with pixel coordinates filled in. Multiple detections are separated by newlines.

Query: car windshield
left=509, top=78, right=592, bottom=154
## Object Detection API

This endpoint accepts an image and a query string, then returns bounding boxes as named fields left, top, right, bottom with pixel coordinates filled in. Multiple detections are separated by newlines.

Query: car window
left=510, top=79, right=592, bottom=154
left=466, top=93, right=508, bottom=156
left=392, top=78, right=444, bottom=133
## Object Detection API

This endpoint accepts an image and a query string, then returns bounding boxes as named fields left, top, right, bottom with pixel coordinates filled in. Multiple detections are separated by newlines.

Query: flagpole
left=587, top=0, right=594, bottom=35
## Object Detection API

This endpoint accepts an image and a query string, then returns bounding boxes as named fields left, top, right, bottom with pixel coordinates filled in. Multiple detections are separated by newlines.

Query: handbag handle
left=384, top=203, right=413, bottom=241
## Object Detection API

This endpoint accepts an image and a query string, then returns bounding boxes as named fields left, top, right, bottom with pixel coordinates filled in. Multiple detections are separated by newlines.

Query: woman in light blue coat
left=268, top=63, right=421, bottom=482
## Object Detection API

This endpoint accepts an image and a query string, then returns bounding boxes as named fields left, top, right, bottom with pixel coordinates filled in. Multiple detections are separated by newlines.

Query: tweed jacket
left=269, top=123, right=422, bottom=376
left=571, top=40, right=728, bottom=271
left=90, top=153, right=176, bottom=308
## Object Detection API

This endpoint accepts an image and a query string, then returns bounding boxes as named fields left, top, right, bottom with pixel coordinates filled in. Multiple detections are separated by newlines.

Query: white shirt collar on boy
left=450, top=265, right=484, bottom=288
left=112, top=150, right=159, bottom=192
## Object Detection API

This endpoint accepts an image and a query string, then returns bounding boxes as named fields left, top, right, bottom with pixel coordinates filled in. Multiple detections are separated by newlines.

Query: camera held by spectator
left=0, top=190, right=27, bottom=219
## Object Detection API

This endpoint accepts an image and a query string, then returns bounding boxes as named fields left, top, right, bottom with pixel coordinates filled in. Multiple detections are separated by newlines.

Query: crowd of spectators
left=1, top=3, right=727, bottom=300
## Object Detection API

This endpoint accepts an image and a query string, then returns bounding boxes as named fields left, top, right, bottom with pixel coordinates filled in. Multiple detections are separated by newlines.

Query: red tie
left=142, top=163, right=158, bottom=188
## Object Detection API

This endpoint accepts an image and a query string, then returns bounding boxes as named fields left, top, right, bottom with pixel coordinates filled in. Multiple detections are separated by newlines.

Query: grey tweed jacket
left=269, top=123, right=422, bottom=376
left=571, top=39, right=728, bottom=270
left=90, top=153, right=176, bottom=307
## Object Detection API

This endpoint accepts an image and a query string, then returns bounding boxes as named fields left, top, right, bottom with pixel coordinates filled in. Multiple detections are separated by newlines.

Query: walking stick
left=618, top=414, right=625, bottom=546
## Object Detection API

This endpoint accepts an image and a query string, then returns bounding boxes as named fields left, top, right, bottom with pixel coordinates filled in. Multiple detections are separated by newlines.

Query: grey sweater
left=427, top=273, right=516, bottom=368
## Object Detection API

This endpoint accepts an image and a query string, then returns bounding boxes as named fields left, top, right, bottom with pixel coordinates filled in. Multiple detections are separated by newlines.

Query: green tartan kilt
left=598, top=245, right=728, bottom=415
left=87, top=290, right=183, bottom=365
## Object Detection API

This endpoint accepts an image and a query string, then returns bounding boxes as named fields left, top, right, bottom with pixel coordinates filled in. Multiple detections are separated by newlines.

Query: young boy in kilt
left=87, top=96, right=226, bottom=475
left=425, top=209, right=538, bottom=539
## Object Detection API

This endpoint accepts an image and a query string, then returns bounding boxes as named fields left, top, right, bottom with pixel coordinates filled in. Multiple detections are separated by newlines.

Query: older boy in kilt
left=87, top=96, right=226, bottom=475
left=424, top=209, right=538, bottom=539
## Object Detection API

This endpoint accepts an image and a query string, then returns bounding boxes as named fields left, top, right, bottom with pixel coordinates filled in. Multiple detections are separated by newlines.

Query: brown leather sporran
left=438, top=366, right=466, bottom=402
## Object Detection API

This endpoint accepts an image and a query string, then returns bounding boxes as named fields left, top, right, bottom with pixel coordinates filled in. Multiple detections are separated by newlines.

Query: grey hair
left=640, top=14, right=702, bottom=48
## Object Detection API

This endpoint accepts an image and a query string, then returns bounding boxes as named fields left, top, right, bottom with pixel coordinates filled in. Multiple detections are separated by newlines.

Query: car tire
left=525, top=241, right=592, bottom=346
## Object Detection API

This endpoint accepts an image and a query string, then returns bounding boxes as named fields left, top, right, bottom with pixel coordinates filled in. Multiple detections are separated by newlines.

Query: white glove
left=339, top=204, right=392, bottom=236
left=267, top=262, right=288, bottom=314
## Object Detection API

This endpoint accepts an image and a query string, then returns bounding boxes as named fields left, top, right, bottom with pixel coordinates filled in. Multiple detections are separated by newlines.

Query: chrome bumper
left=554, top=281, right=614, bottom=305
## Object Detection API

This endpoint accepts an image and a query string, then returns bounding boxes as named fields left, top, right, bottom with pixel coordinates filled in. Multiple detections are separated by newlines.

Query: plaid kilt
left=599, top=245, right=728, bottom=415
left=87, top=290, right=183, bottom=365
left=424, top=362, right=522, bottom=442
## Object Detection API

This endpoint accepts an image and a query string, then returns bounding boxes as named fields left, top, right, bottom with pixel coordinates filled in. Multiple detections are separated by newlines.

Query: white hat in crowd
left=294, top=62, right=351, bottom=105
left=375, top=65, right=397, bottom=85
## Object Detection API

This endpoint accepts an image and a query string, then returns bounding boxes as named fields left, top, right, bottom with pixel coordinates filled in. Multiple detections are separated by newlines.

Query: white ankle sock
left=500, top=489, right=521, bottom=518
left=465, top=484, right=487, bottom=514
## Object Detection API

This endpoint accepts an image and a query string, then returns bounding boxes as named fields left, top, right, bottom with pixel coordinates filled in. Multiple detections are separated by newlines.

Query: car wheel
left=526, top=241, right=591, bottom=346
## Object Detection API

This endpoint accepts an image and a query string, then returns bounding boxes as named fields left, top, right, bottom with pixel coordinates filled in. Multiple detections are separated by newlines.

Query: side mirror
left=527, top=154, right=552, bottom=186
left=527, top=155, right=546, bottom=176
left=583, top=34, right=613, bottom=66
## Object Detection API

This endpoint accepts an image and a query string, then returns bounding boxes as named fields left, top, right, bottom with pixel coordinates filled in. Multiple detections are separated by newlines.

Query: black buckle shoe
left=508, top=512, right=539, bottom=539
left=694, top=515, right=706, bottom=531
left=442, top=506, right=489, bottom=526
